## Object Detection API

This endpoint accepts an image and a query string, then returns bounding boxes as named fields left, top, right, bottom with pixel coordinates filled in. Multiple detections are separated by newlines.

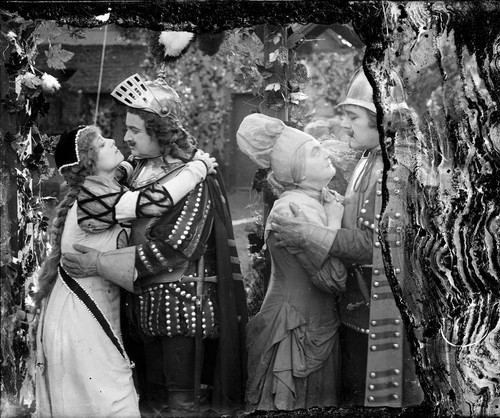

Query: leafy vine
left=0, top=11, right=76, bottom=414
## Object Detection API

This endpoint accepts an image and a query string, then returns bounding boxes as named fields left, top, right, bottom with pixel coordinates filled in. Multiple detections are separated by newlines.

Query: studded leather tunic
left=128, top=157, right=219, bottom=338
left=325, top=148, right=423, bottom=407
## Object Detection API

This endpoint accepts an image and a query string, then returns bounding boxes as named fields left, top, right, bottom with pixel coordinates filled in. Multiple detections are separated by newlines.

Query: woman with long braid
left=35, top=125, right=215, bottom=418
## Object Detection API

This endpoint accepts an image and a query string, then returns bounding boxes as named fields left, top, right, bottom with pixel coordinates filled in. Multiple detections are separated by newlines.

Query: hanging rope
left=94, top=24, right=108, bottom=125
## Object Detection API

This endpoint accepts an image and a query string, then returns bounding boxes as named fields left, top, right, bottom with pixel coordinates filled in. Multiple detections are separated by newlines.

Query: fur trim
left=159, top=31, right=195, bottom=57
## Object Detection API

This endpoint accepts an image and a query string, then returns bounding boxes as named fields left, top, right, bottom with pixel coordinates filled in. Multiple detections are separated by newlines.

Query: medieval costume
left=61, top=74, right=248, bottom=416
left=36, top=127, right=141, bottom=418
left=38, top=203, right=138, bottom=418
left=270, top=68, right=425, bottom=408
left=123, top=157, right=248, bottom=416
left=334, top=148, right=424, bottom=407
left=237, top=113, right=347, bottom=411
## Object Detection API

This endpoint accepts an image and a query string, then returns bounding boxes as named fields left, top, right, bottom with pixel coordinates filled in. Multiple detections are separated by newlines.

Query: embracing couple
left=34, top=74, right=248, bottom=418
left=237, top=67, right=425, bottom=411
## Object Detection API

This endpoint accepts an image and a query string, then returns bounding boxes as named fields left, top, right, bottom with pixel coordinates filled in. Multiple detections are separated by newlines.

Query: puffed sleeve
left=78, top=161, right=208, bottom=233
left=134, top=181, right=214, bottom=278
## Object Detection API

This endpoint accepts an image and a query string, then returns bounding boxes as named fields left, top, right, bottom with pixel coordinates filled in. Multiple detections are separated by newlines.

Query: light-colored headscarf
left=236, top=113, right=314, bottom=185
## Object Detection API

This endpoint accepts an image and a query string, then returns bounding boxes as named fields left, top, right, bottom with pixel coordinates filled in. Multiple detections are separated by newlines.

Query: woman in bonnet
left=237, top=113, right=347, bottom=411
left=34, top=125, right=214, bottom=417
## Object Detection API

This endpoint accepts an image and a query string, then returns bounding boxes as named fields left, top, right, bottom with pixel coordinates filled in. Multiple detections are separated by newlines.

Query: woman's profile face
left=301, top=139, right=336, bottom=189
left=93, top=134, right=124, bottom=177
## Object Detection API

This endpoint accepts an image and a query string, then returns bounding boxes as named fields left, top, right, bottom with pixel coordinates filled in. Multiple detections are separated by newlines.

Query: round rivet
left=395, top=241, right=401, bottom=246
left=377, top=190, right=382, bottom=196
left=375, top=214, right=381, bottom=219
left=395, top=213, right=401, bottom=218
left=377, top=178, right=383, bottom=183
left=393, top=382, right=399, bottom=387
left=365, top=199, right=370, bottom=204
left=368, top=396, right=375, bottom=402
left=361, top=208, right=367, bottom=214
left=394, top=177, right=400, bottom=182
left=374, top=242, right=381, bottom=247
left=373, top=269, right=380, bottom=275
left=359, top=217, right=364, bottom=222
left=360, top=328, right=365, bottom=333
left=395, top=268, right=401, bottom=274
left=369, top=384, right=375, bottom=390
left=370, top=224, right=375, bottom=229
left=364, top=221, right=370, bottom=226
left=395, top=189, right=400, bottom=195
left=373, top=294, right=378, bottom=300
left=394, top=369, right=401, bottom=375
left=394, top=331, right=400, bottom=337
left=370, top=345, right=377, bottom=351
left=370, top=372, right=377, bottom=378
left=374, top=281, right=380, bottom=287
left=371, top=320, right=377, bottom=326
left=370, top=333, right=377, bottom=339
left=394, top=319, right=401, bottom=325
left=392, top=394, right=399, bottom=400
left=393, top=343, right=399, bottom=349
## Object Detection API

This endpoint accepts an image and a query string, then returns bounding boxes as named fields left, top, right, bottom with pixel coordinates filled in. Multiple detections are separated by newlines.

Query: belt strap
left=58, top=265, right=127, bottom=361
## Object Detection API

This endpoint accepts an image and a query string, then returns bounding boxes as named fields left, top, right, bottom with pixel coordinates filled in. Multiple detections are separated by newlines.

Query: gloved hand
left=61, top=244, right=102, bottom=278
left=271, top=202, right=337, bottom=270
left=270, top=202, right=314, bottom=249
left=193, top=150, right=218, bottom=175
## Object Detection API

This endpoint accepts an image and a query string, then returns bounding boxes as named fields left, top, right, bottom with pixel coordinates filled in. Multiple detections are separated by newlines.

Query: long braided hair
left=35, top=126, right=101, bottom=306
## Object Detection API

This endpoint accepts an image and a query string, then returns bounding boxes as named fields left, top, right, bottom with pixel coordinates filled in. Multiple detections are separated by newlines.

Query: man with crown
left=62, top=74, right=248, bottom=417
left=271, top=67, right=425, bottom=408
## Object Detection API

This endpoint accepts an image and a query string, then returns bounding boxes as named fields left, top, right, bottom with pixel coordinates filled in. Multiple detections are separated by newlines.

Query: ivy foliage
left=1, top=11, right=77, bottom=415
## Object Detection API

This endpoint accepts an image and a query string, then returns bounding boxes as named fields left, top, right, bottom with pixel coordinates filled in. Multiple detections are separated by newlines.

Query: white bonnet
left=236, top=113, right=313, bottom=184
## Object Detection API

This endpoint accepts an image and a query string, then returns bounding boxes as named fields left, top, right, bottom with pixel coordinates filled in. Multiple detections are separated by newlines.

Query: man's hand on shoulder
left=271, top=202, right=311, bottom=249
left=61, top=244, right=101, bottom=278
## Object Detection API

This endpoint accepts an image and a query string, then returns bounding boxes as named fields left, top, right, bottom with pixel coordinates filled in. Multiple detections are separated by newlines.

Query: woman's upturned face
left=93, top=134, right=124, bottom=177
left=341, top=105, right=379, bottom=151
left=124, top=112, right=162, bottom=158
left=301, top=139, right=337, bottom=189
